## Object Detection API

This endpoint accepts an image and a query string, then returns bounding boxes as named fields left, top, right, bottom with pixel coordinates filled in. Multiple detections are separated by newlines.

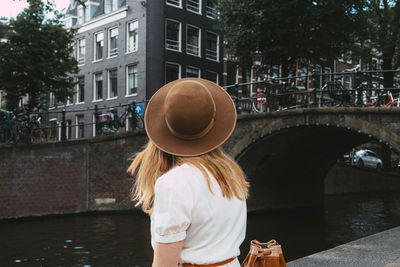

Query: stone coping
left=288, top=226, right=400, bottom=267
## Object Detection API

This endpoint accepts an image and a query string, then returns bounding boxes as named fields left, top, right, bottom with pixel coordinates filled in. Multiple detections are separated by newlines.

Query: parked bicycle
left=363, top=91, right=400, bottom=107
left=96, top=102, right=144, bottom=135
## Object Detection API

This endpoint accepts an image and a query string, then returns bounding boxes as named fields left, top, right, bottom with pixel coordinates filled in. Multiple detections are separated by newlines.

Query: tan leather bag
left=240, top=240, right=286, bottom=267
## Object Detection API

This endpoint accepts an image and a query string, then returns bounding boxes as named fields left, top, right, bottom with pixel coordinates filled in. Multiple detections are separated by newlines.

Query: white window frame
left=92, top=113, right=96, bottom=137
left=105, top=0, right=118, bottom=14
left=346, top=52, right=352, bottom=64
left=49, top=118, right=59, bottom=141
left=165, top=62, right=181, bottom=83
left=165, top=19, right=182, bottom=52
left=77, top=38, right=86, bottom=65
left=108, top=27, right=119, bottom=58
left=126, top=20, right=139, bottom=53
left=186, top=24, right=201, bottom=57
left=186, top=66, right=201, bottom=78
left=166, top=0, right=182, bottom=8
left=126, top=64, right=138, bottom=96
left=93, top=73, right=103, bottom=102
left=205, top=70, right=219, bottom=84
left=75, top=115, right=84, bottom=139
left=206, top=0, right=217, bottom=19
left=344, top=75, right=352, bottom=89
left=93, top=31, right=104, bottom=62
left=76, top=76, right=85, bottom=104
left=324, top=67, right=331, bottom=81
left=187, top=0, right=202, bottom=14
left=49, top=92, right=55, bottom=107
left=107, top=69, right=118, bottom=100
left=205, top=31, right=219, bottom=62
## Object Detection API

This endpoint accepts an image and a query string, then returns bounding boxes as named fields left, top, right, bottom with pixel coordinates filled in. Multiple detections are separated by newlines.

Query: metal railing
left=0, top=100, right=146, bottom=144
left=223, top=69, right=400, bottom=113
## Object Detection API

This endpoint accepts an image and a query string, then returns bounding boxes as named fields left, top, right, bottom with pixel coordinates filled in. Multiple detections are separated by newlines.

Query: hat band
left=166, top=117, right=216, bottom=141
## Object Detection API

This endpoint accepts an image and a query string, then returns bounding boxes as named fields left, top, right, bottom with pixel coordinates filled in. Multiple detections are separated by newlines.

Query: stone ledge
left=288, top=226, right=400, bottom=267
left=238, top=107, right=400, bottom=121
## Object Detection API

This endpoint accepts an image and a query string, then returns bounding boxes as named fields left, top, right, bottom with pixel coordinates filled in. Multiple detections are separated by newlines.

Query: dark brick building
left=49, top=0, right=222, bottom=139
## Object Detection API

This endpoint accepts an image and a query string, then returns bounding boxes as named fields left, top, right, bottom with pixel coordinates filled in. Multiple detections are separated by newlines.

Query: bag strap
left=240, top=241, right=272, bottom=267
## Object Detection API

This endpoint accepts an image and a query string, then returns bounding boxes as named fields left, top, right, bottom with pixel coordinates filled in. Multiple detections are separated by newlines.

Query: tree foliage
left=361, top=0, right=400, bottom=87
left=217, top=0, right=365, bottom=75
left=0, top=0, right=78, bottom=111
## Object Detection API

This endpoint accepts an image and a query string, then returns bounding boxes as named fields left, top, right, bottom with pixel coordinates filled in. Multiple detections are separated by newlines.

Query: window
left=108, top=69, right=118, bottom=99
left=186, top=66, right=200, bottom=78
left=205, top=70, right=218, bottom=84
left=206, top=31, right=219, bottom=61
left=66, top=120, right=72, bottom=140
left=186, top=25, right=200, bottom=56
left=301, top=66, right=308, bottom=87
left=49, top=119, right=59, bottom=141
left=66, top=94, right=73, bottom=105
left=346, top=52, right=352, bottom=64
left=77, top=39, right=85, bottom=65
left=187, top=0, right=201, bottom=13
left=166, top=0, right=181, bottom=7
left=166, top=19, right=181, bottom=51
left=76, top=115, right=85, bottom=139
left=324, top=67, right=331, bottom=81
left=127, top=20, right=138, bottom=53
left=165, top=62, right=181, bottom=83
left=78, top=4, right=96, bottom=23
left=313, top=65, right=321, bottom=89
left=77, top=76, right=85, bottom=103
left=94, top=32, right=104, bottom=61
left=105, top=0, right=118, bottom=13
left=126, top=65, right=138, bottom=96
left=206, top=0, right=217, bottom=19
left=49, top=92, right=55, bottom=107
left=92, top=113, right=97, bottom=137
left=93, top=73, right=103, bottom=101
left=372, top=59, right=378, bottom=70
left=344, top=75, right=351, bottom=89
left=70, top=41, right=76, bottom=59
left=109, top=27, right=118, bottom=57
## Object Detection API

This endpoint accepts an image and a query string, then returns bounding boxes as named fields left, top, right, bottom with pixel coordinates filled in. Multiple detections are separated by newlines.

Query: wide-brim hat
left=144, top=78, right=237, bottom=157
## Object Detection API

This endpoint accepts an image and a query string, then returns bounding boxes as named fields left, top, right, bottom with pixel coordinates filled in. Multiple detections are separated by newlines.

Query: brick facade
left=0, top=132, right=147, bottom=219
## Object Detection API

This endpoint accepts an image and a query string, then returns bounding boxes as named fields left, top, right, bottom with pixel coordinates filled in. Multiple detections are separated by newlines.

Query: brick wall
left=0, top=132, right=147, bottom=219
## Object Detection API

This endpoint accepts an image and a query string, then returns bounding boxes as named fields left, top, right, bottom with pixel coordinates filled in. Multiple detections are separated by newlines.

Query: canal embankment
left=325, top=163, right=400, bottom=195
left=1, top=134, right=400, bottom=219
left=288, top=226, right=400, bottom=267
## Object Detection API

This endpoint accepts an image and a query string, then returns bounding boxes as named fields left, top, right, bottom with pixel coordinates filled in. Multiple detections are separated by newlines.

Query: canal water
left=1, top=191, right=400, bottom=267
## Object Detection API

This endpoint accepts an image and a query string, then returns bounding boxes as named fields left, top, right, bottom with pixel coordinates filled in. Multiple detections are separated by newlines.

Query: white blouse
left=151, top=163, right=247, bottom=266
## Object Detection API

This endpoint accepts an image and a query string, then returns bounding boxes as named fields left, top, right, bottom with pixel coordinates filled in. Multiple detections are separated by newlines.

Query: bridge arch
left=224, top=108, right=400, bottom=211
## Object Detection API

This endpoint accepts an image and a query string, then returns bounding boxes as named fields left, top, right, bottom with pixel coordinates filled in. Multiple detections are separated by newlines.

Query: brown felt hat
left=144, top=78, right=237, bottom=157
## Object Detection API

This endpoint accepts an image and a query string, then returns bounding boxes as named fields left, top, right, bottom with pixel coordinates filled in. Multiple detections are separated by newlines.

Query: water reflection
left=1, top=192, right=399, bottom=266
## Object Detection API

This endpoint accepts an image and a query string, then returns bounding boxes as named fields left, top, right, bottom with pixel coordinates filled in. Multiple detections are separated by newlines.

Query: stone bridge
left=225, top=107, right=400, bottom=211
left=2, top=107, right=400, bottom=218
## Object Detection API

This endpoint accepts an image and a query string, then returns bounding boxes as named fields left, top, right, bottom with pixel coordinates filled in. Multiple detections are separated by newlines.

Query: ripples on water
left=1, top=192, right=399, bottom=266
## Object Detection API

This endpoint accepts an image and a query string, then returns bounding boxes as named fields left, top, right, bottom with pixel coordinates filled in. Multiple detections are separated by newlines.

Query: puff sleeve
left=151, top=174, right=193, bottom=244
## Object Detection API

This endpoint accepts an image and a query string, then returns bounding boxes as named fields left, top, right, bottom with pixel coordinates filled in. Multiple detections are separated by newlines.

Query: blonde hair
left=128, top=141, right=249, bottom=215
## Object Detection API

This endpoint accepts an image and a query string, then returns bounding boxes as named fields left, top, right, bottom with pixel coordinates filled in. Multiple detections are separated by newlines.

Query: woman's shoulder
left=155, top=163, right=203, bottom=190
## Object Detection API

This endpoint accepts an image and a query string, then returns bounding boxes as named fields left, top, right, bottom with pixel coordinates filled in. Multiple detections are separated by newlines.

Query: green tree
left=0, top=0, right=78, bottom=111
left=361, top=0, right=400, bottom=88
left=217, top=0, right=365, bottom=76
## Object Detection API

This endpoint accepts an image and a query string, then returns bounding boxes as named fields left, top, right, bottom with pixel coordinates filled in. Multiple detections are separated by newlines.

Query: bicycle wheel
left=135, top=114, right=144, bottom=129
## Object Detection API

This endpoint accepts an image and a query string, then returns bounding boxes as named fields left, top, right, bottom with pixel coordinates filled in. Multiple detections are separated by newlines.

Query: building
left=50, top=0, right=222, bottom=140
left=0, top=17, right=10, bottom=109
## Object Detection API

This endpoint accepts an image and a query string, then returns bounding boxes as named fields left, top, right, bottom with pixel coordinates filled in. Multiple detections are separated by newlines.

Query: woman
left=128, top=78, right=248, bottom=267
